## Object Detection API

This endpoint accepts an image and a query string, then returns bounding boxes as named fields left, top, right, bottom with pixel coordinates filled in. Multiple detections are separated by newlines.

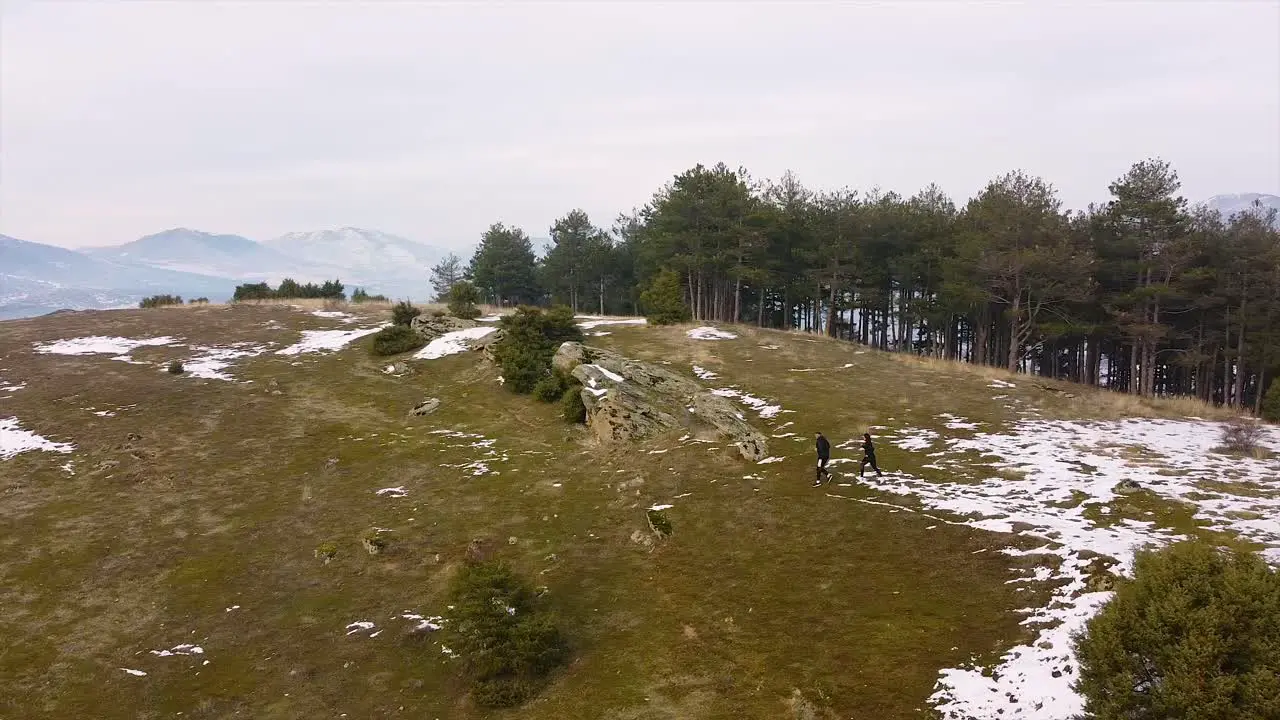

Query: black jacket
left=816, top=435, right=831, bottom=459
left=862, top=437, right=876, bottom=457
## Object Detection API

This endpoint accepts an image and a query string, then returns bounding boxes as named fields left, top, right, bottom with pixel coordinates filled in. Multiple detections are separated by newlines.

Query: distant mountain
left=1202, top=193, right=1280, bottom=227
left=264, top=227, right=443, bottom=298
left=86, top=228, right=314, bottom=281
left=1, top=234, right=238, bottom=320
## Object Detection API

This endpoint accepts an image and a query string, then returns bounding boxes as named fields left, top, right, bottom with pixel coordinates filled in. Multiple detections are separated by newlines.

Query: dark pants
left=816, top=457, right=830, bottom=482
left=860, top=454, right=882, bottom=476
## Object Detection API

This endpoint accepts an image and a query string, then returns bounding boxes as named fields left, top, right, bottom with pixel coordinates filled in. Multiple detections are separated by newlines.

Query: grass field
left=1, top=304, right=1276, bottom=719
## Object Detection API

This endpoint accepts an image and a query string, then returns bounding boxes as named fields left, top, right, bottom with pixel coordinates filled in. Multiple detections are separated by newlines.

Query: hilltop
left=1, top=304, right=1278, bottom=719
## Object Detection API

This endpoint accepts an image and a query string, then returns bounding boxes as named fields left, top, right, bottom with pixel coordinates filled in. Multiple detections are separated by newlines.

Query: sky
left=2, top=1, right=1278, bottom=252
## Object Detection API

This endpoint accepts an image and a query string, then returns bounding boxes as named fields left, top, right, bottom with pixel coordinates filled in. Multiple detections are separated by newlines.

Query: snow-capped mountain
left=264, top=227, right=443, bottom=298
left=86, top=228, right=315, bottom=281
left=1, top=234, right=238, bottom=320
left=1202, top=193, right=1280, bottom=226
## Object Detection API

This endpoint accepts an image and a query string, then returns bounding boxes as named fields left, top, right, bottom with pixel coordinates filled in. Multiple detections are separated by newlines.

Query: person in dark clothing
left=814, top=432, right=832, bottom=485
left=860, top=432, right=883, bottom=478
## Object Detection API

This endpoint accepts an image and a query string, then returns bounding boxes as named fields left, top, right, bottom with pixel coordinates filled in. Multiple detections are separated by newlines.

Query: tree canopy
left=461, top=158, right=1280, bottom=414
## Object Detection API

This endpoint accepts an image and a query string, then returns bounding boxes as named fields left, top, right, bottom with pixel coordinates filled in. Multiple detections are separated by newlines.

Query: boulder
left=410, top=314, right=475, bottom=341
left=553, top=342, right=769, bottom=461
left=1114, top=479, right=1141, bottom=495
left=473, top=328, right=503, bottom=363
left=410, top=398, right=441, bottom=416
left=552, top=341, right=589, bottom=375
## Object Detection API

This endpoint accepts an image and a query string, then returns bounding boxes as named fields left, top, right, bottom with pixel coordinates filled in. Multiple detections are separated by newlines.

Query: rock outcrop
left=410, top=314, right=475, bottom=340
left=554, top=342, right=769, bottom=461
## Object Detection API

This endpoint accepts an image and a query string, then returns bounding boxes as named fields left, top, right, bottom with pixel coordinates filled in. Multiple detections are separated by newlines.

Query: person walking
left=859, top=432, right=884, bottom=479
left=814, top=432, right=832, bottom=485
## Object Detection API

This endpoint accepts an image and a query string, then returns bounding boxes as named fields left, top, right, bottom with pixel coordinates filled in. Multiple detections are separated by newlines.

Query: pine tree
left=468, top=223, right=541, bottom=307
left=430, top=253, right=466, bottom=302
left=639, top=269, right=690, bottom=325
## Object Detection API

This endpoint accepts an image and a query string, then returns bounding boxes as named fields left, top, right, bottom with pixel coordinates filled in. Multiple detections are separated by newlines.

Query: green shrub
left=532, top=373, right=567, bottom=403
left=314, top=541, right=338, bottom=564
left=560, top=385, right=586, bottom=423
left=391, top=300, right=421, bottom=327
left=1073, top=540, right=1280, bottom=719
left=646, top=509, right=673, bottom=537
left=1263, top=381, right=1280, bottom=422
left=448, top=281, right=483, bottom=320
left=232, top=278, right=344, bottom=302
left=167, top=360, right=185, bottom=375
left=187, top=297, right=209, bottom=305
left=493, top=306, right=583, bottom=395
left=639, top=269, right=690, bottom=325
left=430, top=309, right=447, bottom=318
left=361, top=529, right=389, bottom=555
left=140, top=294, right=184, bottom=309
left=371, top=325, right=425, bottom=356
left=442, top=560, right=568, bottom=708
left=351, top=288, right=389, bottom=303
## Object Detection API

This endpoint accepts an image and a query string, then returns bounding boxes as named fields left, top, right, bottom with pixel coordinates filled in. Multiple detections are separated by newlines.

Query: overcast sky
left=2, top=1, right=1277, bottom=251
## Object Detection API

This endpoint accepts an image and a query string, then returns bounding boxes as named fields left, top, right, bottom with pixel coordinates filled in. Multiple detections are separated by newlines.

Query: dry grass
left=3, top=310, right=1239, bottom=719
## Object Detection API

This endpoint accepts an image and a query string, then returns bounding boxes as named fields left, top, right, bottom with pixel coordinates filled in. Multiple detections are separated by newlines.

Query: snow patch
left=375, top=486, right=407, bottom=498
left=414, top=326, right=497, bottom=360
left=757, top=456, right=785, bottom=465
left=120, top=668, right=147, bottom=676
left=150, top=644, right=204, bottom=657
left=276, top=325, right=388, bottom=356
left=345, top=621, right=377, bottom=636
left=988, top=379, right=1017, bottom=388
left=649, top=503, right=674, bottom=511
left=34, top=335, right=178, bottom=357
left=711, top=387, right=784, bottom=419
left=687, top=326, right=737, bottom=340
left=937, top=413, right=981, bottom=431
left=182, top=344, right=270, bottom=380
left=855, top=417, right=1280, bottom=720
left=1, top=417, right=74, bottom=459
left=577, top=317, right=646, bottom=329
left=692, top=365, right=718, bottom=380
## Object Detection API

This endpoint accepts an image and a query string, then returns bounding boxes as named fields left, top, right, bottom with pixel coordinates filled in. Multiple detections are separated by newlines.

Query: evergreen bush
left=371, top=325, right=425, bottom=356
left=639, top=269, right=690, bottom=325
left=441, top=560, right=567, bottom=708
left=448, top=281, right=483, bottom=320
left=140, top=294, right=184, bottom=308
left=1073, top=540, right=1280, bottom=719
left=1263, top=381, right=1280, bottom=422
left=391, top=300, right=421, bottom=327
left=493, top=306, right=583, bottom=394
left=166, top=360, right=185, bottom=374
left=560, top=385, right=586, bottom=424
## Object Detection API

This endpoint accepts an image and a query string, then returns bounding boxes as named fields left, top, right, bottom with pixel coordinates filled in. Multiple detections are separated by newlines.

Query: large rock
left=410, top=314, right=475, bottom=341
left=556, top=342, right=768, bottom=462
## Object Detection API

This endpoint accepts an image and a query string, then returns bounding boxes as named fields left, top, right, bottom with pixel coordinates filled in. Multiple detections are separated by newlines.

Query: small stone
left=410, top=398, right=441, bottom=417
left=507, top=536, right=518, bottom=545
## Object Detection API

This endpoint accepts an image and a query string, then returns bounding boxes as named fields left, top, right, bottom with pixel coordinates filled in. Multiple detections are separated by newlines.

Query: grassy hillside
left=0, top=304, right=1274, bottom=719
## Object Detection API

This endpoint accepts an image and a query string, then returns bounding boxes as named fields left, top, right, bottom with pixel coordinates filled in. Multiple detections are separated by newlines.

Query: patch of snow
left=345, top=621, right=376, bottom=636
left=34, top=335, right=178, bottom=357
left=120, top=668, right=147, bottom=676
left=937, top=413, right=981, bottom=431
left=150, top=644, right=204, bottom=657
left=585, top=364, right=624, bottom=383
left=476, top=315, right=503, bottom=323
left=399, top=613, right=444, bottom=631
left=687, top=326, right=737, bottom=340
left=589, top=331, right=612, bottom=336
left=692, top=365, right=718, bottom=380
left=711, top=387, right=783, bottom=419
left=225, top=605, right=240, bottom=612
left=183, top=344, right=270, bottom=380
left=311, top=310, right=354, bottom=321
left=788, top=368, right=819, bottom=373
left=375, top=486, right=407, bottom=498
left=988, top=379, right=1017, bottom=388
left=1, top=417, right=74, bottom=459
left=887, top=427, right=941, bottom=452
left=649, top=503, right=674, bottom=511
left=577, top=317, right=646, bottom=329
left=757, top=456, right=785, bottom=464
left=853, top=417, right=1280, bottom=720
left=0, top=380, right=24, bottom=393
left=586, top=387, right=607, bottom=397
left=276, top=325, right=388, bottom=356
left=414, top=326, right=497, bottom=360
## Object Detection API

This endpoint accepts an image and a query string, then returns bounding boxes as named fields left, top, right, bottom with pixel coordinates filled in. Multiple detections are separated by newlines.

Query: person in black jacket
left=814, top=432, right=832, bottom=485
left=860, top=432, right=884, bottom=479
